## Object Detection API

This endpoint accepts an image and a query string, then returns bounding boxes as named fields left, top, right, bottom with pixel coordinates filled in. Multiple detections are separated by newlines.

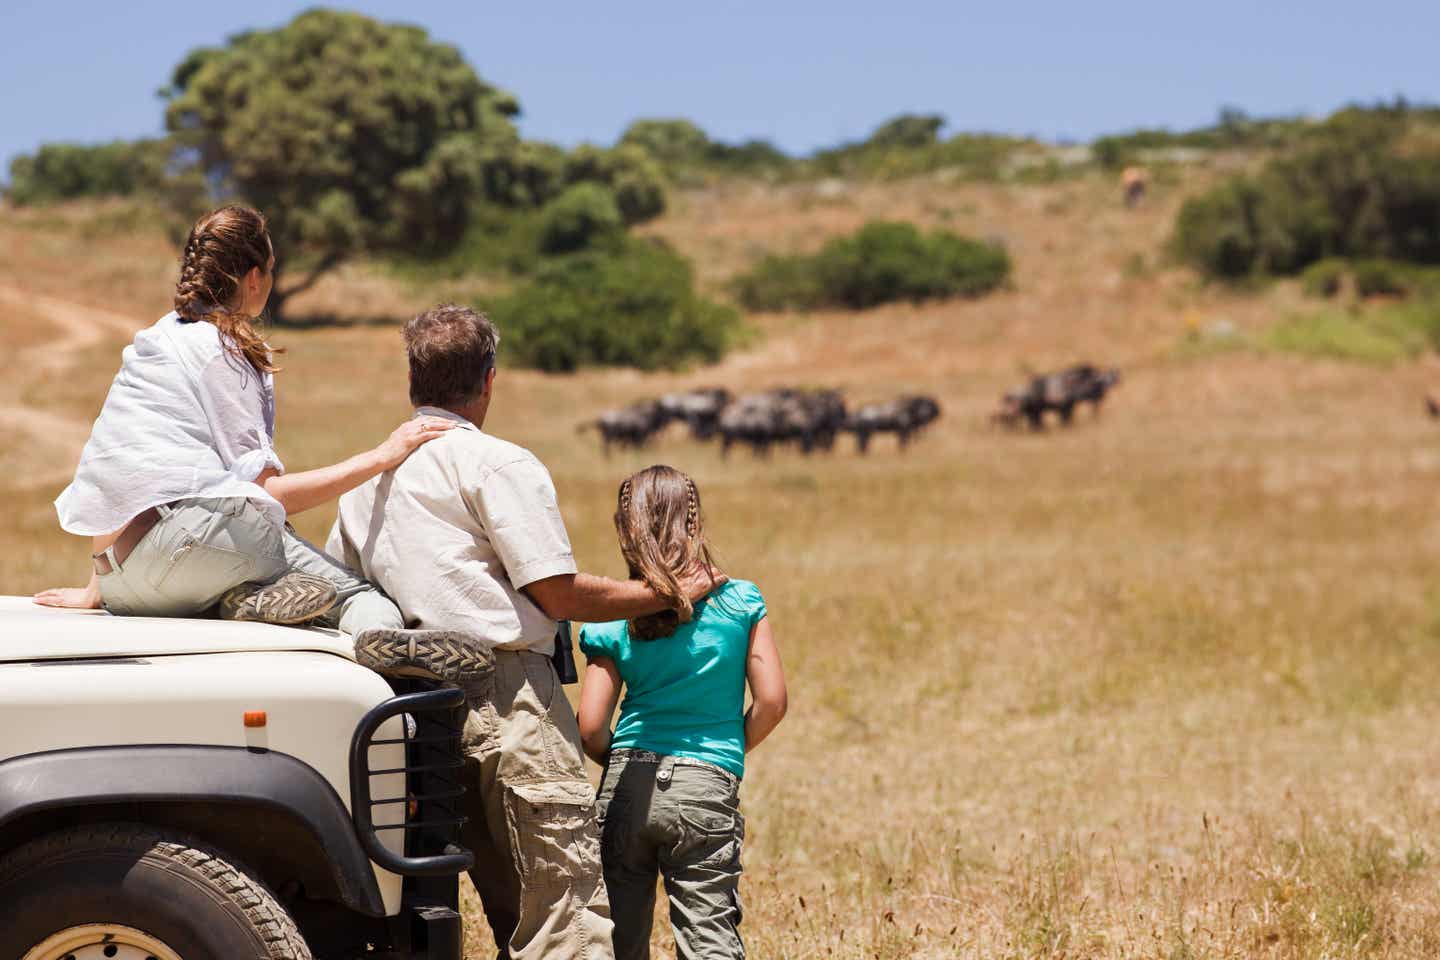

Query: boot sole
left=221, top=574, right=338, bottom=626
left=354, top=629, right=494, bottom=681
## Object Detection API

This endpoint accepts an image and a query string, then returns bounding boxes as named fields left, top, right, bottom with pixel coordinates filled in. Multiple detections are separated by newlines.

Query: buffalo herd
left=583, top=363, right=1123, bottom=455
left=584, top=388, right=942, bottom=456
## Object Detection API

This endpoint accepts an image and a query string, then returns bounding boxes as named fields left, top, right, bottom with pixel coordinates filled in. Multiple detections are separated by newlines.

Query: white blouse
left=55, top=312, right=287, bottom=536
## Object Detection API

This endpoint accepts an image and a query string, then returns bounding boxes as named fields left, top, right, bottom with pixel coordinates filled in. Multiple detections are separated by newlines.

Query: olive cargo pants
left=596, top=751, right=746, bottom=960
left=459, top=650, right=614, bottom=960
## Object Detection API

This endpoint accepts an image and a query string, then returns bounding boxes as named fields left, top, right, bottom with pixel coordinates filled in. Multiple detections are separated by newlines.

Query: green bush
left=478, top=140, right=567, bottom=208
left=6, top=139, right=172, bottom=204
left=619, top=119, right=711, bottom=168
left=732, top=221, right=1010, bottom=311
left=392, top=205, right=544, bottom=281
left=730, top=254, right=827, bottom=312
left=1171, top=109, right=1440, bottom=280
left=620, top=118, right=791, bottom=180
left=561, top=145, right=665, bottom=225
left=1301, top=259, right=1347, bottom=298
left=866, top=114, right=945, bottom=148
left=705, top=139, right=790, bottom=175
left=486, top=240, right=740, bottom=372
left=806, top=123, right=1032, bottom=181
left=1354, top=259, right=1409, bottom=297
left=538, top=183, right=623, bottom=254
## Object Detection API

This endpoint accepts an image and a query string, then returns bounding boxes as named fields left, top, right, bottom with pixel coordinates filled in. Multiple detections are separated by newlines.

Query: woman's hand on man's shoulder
left=375, top=416, right=456, bottom=470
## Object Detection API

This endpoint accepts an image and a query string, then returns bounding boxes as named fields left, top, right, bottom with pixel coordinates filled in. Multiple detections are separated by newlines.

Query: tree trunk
left=266, top=252, right=345, bottom=326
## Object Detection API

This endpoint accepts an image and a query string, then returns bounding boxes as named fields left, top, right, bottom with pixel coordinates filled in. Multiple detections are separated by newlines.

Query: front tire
left=0, top=823, right=312, bottom=960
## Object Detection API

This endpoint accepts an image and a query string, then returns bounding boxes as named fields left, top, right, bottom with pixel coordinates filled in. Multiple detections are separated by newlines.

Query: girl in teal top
left=578, top=465, right=787, bottom=960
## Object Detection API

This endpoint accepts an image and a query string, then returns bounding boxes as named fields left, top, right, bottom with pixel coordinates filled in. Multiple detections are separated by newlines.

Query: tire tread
left=0, top=822, right=312, bottom=960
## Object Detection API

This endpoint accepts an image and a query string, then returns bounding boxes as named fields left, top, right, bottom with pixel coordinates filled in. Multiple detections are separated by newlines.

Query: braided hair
left=174, top=205, right=278, bottom=373
left=614, top=465, right=720, bottom=641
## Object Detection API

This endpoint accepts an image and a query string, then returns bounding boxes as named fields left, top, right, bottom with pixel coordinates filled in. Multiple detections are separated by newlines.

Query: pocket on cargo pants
left=504, top=780, right=601, bottom=891
left=660, top=773, right=745, bottom=960
left=501, top=778, right=613, bottom=959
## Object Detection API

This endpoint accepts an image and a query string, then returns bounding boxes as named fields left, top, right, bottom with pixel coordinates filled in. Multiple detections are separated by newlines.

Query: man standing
left=327, top=304, right=716, bottom=960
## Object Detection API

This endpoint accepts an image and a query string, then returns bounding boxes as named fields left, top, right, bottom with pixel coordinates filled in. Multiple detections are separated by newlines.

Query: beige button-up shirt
left=326, top=407, right=578, bottom=652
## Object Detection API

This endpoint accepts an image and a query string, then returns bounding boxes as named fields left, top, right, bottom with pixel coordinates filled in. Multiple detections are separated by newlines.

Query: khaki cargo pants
left=459, top=650, right=614, bottom=960
left=596, top=751, right=746, bottom=960
left=97, top=497, right=402, bottom=634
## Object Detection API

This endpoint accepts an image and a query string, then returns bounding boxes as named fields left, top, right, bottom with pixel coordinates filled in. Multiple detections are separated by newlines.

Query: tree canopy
left=163, top=8, right=520, bottom=311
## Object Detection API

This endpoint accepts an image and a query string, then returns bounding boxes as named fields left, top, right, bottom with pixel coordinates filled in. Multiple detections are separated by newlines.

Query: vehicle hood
left=0, top=596, right=357, bottom=663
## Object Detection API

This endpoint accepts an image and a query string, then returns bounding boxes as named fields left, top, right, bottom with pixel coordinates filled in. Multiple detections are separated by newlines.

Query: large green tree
left=164, top=8, right=519, bottom=317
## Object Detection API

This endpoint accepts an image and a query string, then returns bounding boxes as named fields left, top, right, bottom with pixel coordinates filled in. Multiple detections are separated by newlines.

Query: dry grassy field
left=4, top=168, right=1440, bottom=958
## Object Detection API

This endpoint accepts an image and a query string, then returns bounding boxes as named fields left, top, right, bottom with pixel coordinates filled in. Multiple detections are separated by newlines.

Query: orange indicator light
left=243, top=711, right=268, bottom=728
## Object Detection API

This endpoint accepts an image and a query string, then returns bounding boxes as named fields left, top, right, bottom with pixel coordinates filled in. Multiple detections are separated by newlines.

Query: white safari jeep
left=0, top=597, right=474, bottom=960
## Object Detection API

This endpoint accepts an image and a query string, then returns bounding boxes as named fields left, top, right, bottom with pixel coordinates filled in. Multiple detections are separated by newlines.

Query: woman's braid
left=173, top=233, right=206, bottom=318
left=170, top=206, right=278, bottom=373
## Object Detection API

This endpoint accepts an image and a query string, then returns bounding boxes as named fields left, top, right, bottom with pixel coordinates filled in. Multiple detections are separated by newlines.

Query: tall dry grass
left=4, top=173, right=1440, bottom=958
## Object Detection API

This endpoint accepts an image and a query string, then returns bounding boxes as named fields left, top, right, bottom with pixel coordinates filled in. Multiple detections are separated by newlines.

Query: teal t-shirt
left=579, top=579, right=766, bottom=779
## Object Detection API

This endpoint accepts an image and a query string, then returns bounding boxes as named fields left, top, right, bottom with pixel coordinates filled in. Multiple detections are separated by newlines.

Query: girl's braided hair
left=174, top=205, right=278, bottom=373
left=614, top=465, right=720, bottom=641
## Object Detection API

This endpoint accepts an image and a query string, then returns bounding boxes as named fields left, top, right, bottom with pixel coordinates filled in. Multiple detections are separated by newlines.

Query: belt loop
left=101, top=544, right=123, bottom=576
left=657, top=755, right=675, bottom=787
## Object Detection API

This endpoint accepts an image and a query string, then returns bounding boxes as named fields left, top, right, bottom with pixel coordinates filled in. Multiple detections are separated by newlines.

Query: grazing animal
left=994, top=365, right=1121, bottom=431
left=1122, top=166, right=1148, bottom=208
left=846, top=394, right=942, bottom=453
left=717, top=388, right=849, bottom=456
left=585, top=400, right=666, bottom=453
left=657, top=388, right=732, bottom=440
left=718, top=393, right=785, bottom=457
left=786, top=388, right=847, bottom=453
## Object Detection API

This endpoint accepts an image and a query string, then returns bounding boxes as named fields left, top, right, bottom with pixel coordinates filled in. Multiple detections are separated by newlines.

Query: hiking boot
left=220, top=572, right=338, bottom=626
left=354, top=628, right=494, bottom=681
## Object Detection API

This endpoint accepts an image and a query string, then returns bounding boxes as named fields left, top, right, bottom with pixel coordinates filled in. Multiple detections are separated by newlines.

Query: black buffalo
left=584, top=400, right=667, bottom=453
left=657, top=388, right=732, bottom=440
left=846, top=394, right=942, bottom=453
left=994, top=365, right=1121, bottom=430
left=718, top=388, right=849, bottom=456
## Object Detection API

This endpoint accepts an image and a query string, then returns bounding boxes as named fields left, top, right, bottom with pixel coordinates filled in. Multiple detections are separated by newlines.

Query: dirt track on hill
left=0, top=283, right=135, bottom=487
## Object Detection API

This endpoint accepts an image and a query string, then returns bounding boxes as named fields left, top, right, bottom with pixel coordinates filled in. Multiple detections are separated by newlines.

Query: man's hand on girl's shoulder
left=682, top=566, right=726, bottom=603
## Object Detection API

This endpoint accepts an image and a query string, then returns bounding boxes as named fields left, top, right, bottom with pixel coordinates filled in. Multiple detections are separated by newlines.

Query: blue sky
left=1, top=1, right=1435, bottom=173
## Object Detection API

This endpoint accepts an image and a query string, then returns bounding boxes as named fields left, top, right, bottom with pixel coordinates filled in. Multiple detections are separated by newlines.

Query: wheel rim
left=22, top=924, right=182, bottom=960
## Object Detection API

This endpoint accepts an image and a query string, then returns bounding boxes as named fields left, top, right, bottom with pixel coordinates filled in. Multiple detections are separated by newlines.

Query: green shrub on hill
left=477, top=140, right=567, bottom=208
left=619, top=118, right=791, bottom=181
left=560, top=145, right=665, bottom=225
left=1301, top=259, right=1347, bottom=298
left=619, top=119, right=712, bottom=169
left=1172, top=109, right=1440, bottom=280
left=733, top=221, right=1010, bottom=311
left=806, top=114, right=1032, bottom=181
left=866, top=114, right=946, bottom=148
left=1354, top=260, right=1410, bottom=298
left=486, top=240, right=739, bottom=372
left=537, top=183, right=623, bottom=254
left=7, top=139, right=175, bottom=205
left=731, top=255, right=827, bottom=313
